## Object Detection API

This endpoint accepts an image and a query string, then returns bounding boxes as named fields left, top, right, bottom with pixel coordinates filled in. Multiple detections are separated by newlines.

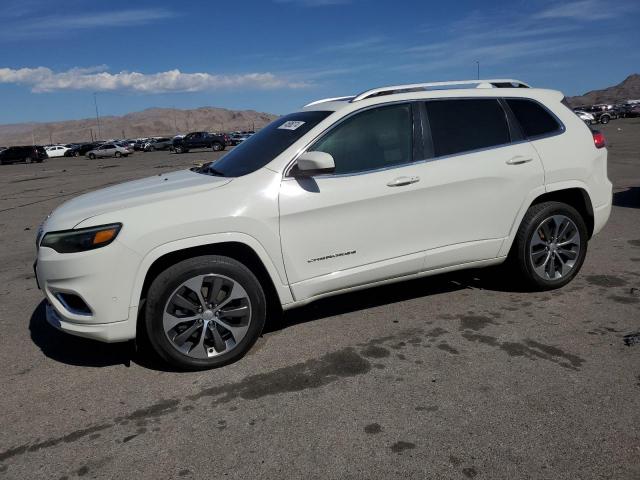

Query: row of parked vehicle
left=0, top=130, right=257, bottom=165
left=573, top=101, right=640, bottom=125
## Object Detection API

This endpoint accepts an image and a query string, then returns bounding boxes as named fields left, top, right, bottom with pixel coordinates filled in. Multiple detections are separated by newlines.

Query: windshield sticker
left=278, top=120, right=305, bottom=130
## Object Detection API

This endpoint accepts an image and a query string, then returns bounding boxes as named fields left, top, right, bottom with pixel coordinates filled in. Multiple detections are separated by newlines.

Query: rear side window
left=311, top=103, right=413, bottom=175
left=506, top=99, right=562, bottom=138
left=425, top=99, right=510, bottom=157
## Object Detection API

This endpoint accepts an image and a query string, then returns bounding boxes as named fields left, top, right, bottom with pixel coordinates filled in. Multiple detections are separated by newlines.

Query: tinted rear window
left=425, top=99, right=510, bottom=157
left=506, top=99, right=562, bottom=138
left=202, top=111, right=332, bottom=177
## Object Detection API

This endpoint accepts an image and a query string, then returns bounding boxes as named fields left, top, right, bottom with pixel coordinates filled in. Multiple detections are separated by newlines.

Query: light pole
left=476, top=61, right=480, bottom=80
left=93, top=92, right=102, bottom=140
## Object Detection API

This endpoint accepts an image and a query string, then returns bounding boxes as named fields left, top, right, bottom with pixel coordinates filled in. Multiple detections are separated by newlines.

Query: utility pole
left=476, top=61, right=480, bottom=80
left=93, top=92, right=102, bottom=140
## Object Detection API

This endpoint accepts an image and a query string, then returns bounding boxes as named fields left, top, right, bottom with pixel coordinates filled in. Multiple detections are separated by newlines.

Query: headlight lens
left=40, top=223, right=122, bottom=253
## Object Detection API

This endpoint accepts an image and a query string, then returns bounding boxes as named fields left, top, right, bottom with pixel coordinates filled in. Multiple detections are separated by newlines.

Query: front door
left=279, top=102, right=425, bottom=300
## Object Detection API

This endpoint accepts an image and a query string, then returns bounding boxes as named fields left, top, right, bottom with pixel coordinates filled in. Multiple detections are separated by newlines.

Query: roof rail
left=304, top=95, right=354, bottom=107
left=351, top=79, right=530, bottom=102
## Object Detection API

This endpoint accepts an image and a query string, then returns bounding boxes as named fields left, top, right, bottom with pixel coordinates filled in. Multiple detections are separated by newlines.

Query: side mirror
left=294, top=151, right=335, bottom=176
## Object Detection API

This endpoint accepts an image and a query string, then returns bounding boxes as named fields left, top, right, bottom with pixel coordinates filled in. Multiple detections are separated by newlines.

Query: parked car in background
left=573, top=110, right=595, bottom=124
left=86, top=143, right=131, bottom=159
left=625, top=104, right=640, bottom=117
left=172, top=131, right=226, bottom=153
left=580, top=105, right=616, bottom=124
left=65, top=142, right=103, bottom=157
left=0, top=145, right=47, bottom=164
left=134, top=139, right=150, bottom=151
left=143, top=137, right=173, bottom=151
left=45, top=145, right=70, bottom=158
left=229, top=133, right=252, bottom=145
left=114, top=141, right=135, bottom=154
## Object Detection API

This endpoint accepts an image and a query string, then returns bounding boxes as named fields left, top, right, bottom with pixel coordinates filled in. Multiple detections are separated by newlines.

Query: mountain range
left=0, top=107, right=278, bottom=146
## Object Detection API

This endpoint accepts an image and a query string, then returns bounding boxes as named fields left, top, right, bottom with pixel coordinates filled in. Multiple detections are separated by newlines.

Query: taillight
left=592, top=130, right=606, bottom=149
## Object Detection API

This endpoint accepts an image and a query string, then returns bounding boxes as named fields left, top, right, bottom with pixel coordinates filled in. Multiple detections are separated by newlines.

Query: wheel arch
left=500, top=185, right=595, bottom=257
left=131, top=235, right=292, bottom=323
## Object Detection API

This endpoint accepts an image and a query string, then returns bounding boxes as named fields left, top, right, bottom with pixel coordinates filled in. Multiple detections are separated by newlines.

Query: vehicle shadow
left=613, top=187, right=640, bottom=208
left=29, top=265, right=526, bottom=370
left=28, top=301, right=173, bottom=371
left=267, top=265, right=528, bottom=333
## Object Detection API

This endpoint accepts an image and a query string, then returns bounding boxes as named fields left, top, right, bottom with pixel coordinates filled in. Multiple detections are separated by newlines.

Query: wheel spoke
left=183, top=276, right=206, bottom=308
left=554, top=252, right=567, bottom=276
left=556, top=219, right=570, bottom=242
left=173, top=321, right=202, bottom=347
left=214, top=282, right=246, bottom=311
left=208, top=322, right=227, bottom=352
left=163, top=312, right=199, bottom=331
left=189, top=321, right=209, bottom=358
left=206, top=276, right=225, bottom=305
left=218, top=305, right=249, bottom=319
left=212, top=317, right=249, bottom=343
left=558, top=232, right=579, bottom=247
left=172, top=293, right=200, bottom=313
left=557, top=247, right=578, bottom=260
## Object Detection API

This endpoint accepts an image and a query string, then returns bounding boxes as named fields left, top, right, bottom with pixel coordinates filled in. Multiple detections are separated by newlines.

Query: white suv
left=34, top=79, right=612, bottom=370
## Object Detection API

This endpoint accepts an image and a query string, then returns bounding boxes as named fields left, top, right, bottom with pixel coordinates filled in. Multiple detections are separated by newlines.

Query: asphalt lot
left=1, top=121, right=639, bottom=479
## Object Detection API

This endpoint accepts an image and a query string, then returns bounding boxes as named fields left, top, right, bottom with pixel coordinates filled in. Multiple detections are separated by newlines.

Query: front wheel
left=115, top=152, right=121, bottom=158
left=145, top=255, right=266, bottom=370
left=600, top=115, right=610, bottom=124
left=511, top=201, right=588, bottom=290
left=74, top=151, right=80, bottom=157
left=212, top=142, right=223, bottom=152
left=174, top=146, right=182, bottom=154
left=88, top=153, right=95, bottom=159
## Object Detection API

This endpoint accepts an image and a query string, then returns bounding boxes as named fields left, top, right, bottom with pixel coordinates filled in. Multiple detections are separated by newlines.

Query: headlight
left=40, top=223, right=122, bottom=253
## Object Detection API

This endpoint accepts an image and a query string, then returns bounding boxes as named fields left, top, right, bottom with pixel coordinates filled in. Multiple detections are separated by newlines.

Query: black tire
left=25, top=157, right=32, bottom=164
left=174, top=146, right=182, bottom=154
left=115, top=152, right=121, bottom=158
left=88, top=153, right=96, bottom=160
left=74, top=151, right=80, bottom=157
left=212, top=142, right=223, bottom=152
left=600, top=115, right=610, bottom=124
left=511, top=201, right=588, bottom=290
left=145, top=255, right=266, bottom=370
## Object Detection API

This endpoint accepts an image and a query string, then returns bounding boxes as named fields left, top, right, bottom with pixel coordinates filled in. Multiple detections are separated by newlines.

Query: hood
left=44, top=169, right=232, bottom=231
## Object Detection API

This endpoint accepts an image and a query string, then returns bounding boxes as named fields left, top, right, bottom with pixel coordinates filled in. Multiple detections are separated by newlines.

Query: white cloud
left=533, top=0, right=634, bottom=20
left=0, top=8, right=177, bottom=39
left=0, top=66, right=310, bottom=93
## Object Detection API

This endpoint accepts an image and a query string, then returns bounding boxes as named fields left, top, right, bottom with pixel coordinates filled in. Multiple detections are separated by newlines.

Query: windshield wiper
left=192, top=163, right=226, bottom=177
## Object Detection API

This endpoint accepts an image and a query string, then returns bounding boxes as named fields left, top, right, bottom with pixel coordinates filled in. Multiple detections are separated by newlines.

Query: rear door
left=413, top=98, right=544, bottom=270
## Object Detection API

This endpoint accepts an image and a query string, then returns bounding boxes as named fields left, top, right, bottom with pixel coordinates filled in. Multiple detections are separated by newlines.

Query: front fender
left=128, top=232, right=294, bottom=312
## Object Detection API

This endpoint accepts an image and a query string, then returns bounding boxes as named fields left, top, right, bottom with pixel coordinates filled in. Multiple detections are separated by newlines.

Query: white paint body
left=35, top=83, right=612, bottom=342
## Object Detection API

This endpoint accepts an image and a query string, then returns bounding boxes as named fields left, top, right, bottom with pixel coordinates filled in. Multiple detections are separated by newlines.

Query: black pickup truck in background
left=172, top=132, right=226, bottom=153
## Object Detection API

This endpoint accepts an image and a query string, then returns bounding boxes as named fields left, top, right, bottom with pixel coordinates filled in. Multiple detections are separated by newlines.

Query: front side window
left=425, top=99, right=510, bottom=157
left=506, top=98, right=562, bottom=138
left=310, top=103, right=413, bottom=175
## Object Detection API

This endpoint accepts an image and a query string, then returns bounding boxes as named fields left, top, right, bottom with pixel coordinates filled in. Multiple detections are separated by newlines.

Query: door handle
left=387, top=176, right=420, bottom=187
left=506, top=156, right=533, bottom=165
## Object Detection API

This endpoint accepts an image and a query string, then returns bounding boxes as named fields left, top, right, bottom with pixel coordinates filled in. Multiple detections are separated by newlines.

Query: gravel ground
left=0, top=121, right=639, bottom=479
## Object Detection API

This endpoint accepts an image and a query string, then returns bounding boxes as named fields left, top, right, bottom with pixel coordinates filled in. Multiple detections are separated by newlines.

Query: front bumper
left=45, top=301, right=137, bottom=342
left=35, top=239, right=141, bottom=343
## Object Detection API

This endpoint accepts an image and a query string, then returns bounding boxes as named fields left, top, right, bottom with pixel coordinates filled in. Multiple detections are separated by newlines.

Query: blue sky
left=1, top=0, right=638, bottom=124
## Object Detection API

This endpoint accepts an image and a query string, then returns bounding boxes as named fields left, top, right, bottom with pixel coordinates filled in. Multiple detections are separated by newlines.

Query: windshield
left=198, top=111, right=331, bottom=177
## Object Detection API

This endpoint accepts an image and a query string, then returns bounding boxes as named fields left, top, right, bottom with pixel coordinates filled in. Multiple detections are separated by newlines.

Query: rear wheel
left=212, top=142, right=223, bottom=152
left=88, top=153, right=95, bottom=159
left=174, top=146, right=183, bottom=154
left=511, top=201, right=588, bottom=290
left=115, top=152, right=121, bottom=158
left=145, top=255, right=266, bottom=370
left=600, top=115, right=610, bottom=124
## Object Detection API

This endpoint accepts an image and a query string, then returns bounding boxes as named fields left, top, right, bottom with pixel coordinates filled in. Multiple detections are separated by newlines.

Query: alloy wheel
left=529, top=214, right=581, bottom=280
left=162, top=274, right=252, bottom=359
